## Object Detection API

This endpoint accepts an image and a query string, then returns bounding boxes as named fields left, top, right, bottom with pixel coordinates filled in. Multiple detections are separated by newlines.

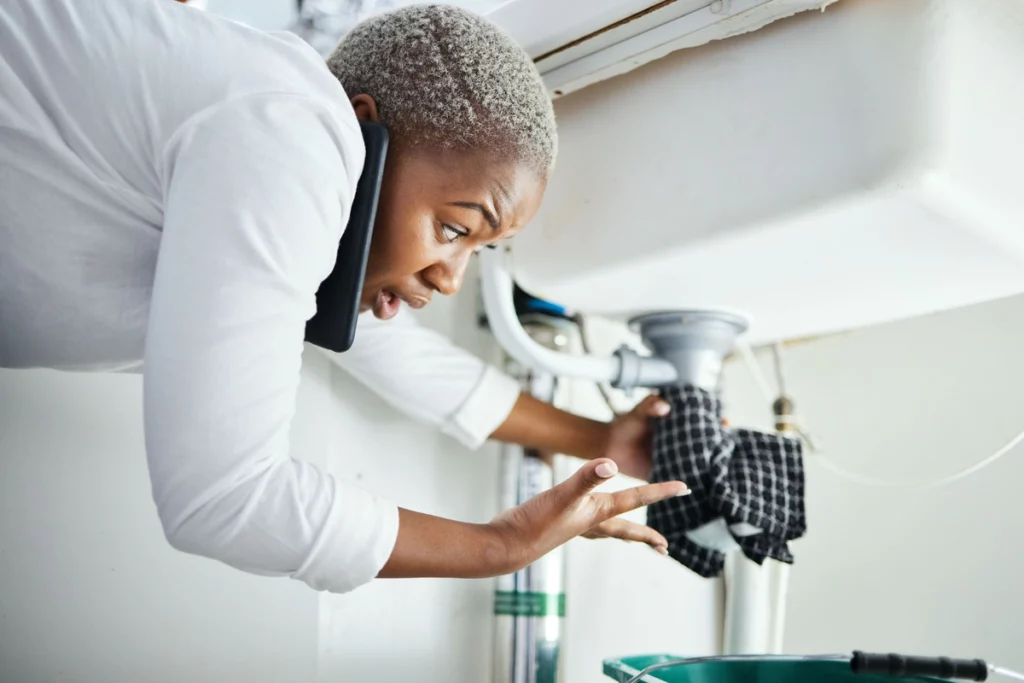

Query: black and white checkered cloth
left=646, top=386, right=807, bottom=578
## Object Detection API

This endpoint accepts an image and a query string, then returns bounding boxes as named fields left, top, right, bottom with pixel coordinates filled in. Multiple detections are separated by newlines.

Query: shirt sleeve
left=143, top=93, right=397, bottom=594
left=322, top=307, right=523, bottom=449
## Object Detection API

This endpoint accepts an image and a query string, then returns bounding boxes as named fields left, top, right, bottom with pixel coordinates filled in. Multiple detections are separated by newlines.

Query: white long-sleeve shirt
left=0, top=0, right=521, bottom=593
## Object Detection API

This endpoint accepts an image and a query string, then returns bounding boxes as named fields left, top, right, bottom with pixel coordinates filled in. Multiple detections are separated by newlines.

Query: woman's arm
left=146, top=94, right=401, bottom=594
left=488, top=392, right=610, bottom=461
left=379, top=459, right=685, bottom=578
left=490, top=392, right=670, bottom=481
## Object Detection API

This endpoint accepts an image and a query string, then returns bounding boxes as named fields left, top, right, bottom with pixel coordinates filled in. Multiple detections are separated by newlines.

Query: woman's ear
left=350, top=94, right=380, bottom=123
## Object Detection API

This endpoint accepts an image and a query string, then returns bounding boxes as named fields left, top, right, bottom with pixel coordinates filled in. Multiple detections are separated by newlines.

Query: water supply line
left=737, top=340, right=1024, bottom=489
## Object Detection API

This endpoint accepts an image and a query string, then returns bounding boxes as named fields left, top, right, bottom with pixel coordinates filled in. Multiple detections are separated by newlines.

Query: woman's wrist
left=378, top=508, right=519, bottom=579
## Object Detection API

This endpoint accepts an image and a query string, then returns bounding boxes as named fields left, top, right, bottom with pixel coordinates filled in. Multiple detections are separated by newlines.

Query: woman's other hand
left=487, top=458, right=684, bottom=573
left=378, top=459, right=685, bottom=580
left=600, top=394, right=670, bottom=481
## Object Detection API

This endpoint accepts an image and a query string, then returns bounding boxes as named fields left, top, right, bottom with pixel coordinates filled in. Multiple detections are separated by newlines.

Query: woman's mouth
left=373, top=289, right=401, bottom=320
left=372, top=289, right=431, bottom=320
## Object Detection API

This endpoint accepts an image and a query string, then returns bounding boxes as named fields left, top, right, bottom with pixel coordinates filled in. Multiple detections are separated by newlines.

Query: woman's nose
left=424, top=251, right=471, bottom=296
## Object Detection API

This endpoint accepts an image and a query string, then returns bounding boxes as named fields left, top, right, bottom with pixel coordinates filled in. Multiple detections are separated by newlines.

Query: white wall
left=0, top=355, right=327, bottom=683
left=718, top=293, right=1024, bottom=668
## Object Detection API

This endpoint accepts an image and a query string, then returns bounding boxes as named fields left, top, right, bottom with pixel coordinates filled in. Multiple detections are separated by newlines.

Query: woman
left=0, top=0, right=686, bottom=594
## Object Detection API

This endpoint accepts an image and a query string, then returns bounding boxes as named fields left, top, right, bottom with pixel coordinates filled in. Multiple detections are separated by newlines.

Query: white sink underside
left=510, top=0, right=1024, bottom=344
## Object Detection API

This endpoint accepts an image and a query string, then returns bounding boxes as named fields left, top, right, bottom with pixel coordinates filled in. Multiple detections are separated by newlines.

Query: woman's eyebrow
left=448, top=201, right=500, bottom=230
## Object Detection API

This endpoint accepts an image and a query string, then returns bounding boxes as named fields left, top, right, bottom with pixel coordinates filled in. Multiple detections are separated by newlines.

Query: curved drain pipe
left=479, top=247, right=748, bottom=391
left=478, top=248, right=680, bottom=390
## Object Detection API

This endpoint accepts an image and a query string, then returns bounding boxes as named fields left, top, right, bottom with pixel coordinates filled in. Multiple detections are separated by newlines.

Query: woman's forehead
left=401, top=148, right=546, bottom=220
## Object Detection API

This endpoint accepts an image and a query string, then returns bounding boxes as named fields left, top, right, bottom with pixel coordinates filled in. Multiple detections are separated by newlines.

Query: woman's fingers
left=555, top=458, right=619, bottom=505
left=634, top=394, right=671, bottom=418
left=603, top=480, right=689, bottom=518
left=553, top=457, right=687, bottom=520
left=487, top=457, right=687, bottom=573
left=583, top=518, right=669, bottom=553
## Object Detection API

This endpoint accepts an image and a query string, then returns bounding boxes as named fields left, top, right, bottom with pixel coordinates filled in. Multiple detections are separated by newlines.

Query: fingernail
left=655, top=546, right=668, bottom=556
left=596, top=462, right=617, bottom=478
left=675, top=488, right=691, bottom=497
left=654, top=401, right=670, bottom=416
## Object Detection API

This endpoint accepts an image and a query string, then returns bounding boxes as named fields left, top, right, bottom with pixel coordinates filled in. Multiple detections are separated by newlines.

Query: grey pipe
left=629, top=310, right=749, bottom=391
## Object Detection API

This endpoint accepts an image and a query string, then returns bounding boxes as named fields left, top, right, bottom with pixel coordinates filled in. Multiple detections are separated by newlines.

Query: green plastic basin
left=603, top=656, right=948, bottom=683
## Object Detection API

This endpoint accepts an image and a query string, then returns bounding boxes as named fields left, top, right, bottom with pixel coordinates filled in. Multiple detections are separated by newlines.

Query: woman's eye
left=442, top=224, right=467, bottom=242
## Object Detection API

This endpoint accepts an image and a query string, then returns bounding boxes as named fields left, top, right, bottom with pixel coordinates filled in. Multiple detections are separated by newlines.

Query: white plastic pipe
left=479, top=248, right=622, bottom=384
left=722, top=552, right=772, bottom=655
left=768, top=560, right=791, bottom=654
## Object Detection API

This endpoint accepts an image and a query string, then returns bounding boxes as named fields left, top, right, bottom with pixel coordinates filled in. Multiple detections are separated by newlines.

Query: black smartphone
left=305, top=120, right=389, bottom=353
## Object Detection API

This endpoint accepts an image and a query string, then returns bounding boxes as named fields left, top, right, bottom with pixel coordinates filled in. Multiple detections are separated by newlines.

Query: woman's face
left=352, top=96, right=547, bottom=320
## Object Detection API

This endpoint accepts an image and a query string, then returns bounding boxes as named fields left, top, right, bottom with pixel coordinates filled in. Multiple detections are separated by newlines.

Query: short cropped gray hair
left=326, top=4, right=557, bottom=173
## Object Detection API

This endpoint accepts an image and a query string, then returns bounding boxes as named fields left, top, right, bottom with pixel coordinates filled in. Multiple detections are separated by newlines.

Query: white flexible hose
left=809, top=431, right=1024, bottom=490
left=479, top=248, right=622, bottom=384
left=735, top=341, right=1024, bottom=490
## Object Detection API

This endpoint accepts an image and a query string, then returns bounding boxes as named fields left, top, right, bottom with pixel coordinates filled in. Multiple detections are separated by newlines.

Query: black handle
left=851, top=652, right=988, bottom=681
